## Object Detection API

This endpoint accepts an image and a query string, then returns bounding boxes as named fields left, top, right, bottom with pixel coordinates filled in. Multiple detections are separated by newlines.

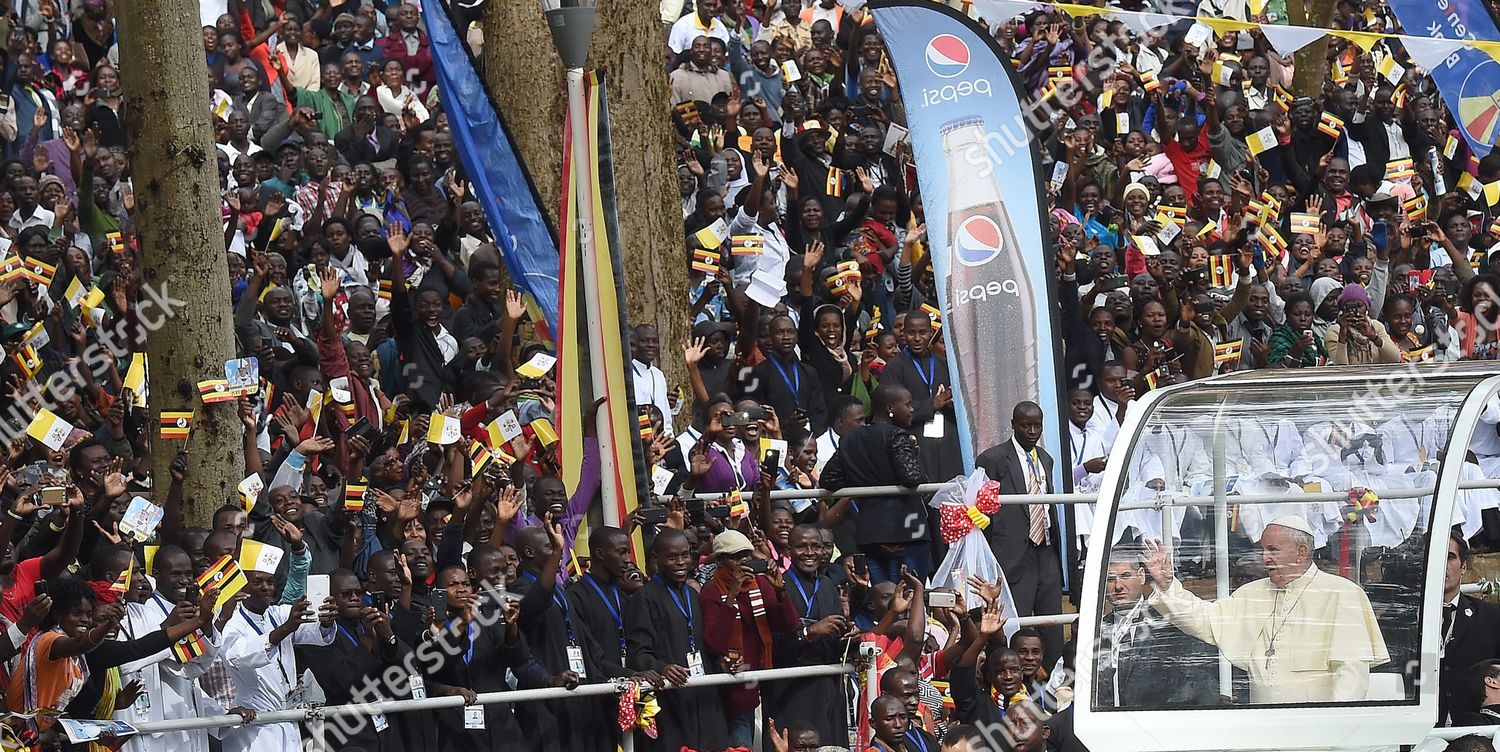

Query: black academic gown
left=511, top=571, right=616, bottom=752
left=421, top=616, right=551, bottom=752
left=765, top=567, right=850, bottom=744
left=295, top=620, right=417, bottom=752
left=880, top=348, right=963, bottom=481
left=626, top=578, right=729, bottom=752
left=566, top=573, right=634, bottom=679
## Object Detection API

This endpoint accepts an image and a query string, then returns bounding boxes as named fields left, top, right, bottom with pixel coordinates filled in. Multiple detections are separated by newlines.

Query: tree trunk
left=118, top=0, right=242, bottom=528
left=1286, top=0, right=1338, bottom=96
left=483, top=2, right=688, bottom=423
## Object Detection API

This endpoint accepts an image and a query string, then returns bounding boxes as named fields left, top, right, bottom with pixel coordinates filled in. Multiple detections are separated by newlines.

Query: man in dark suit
left=1440, top=532, right=1500, bottom=725
left=1096, top=547, right=1217, bottom=708
left=1453, top=660, right=1500, bottom=726
left=334, top=95, right=400, bottom=165
left=976, top=401, right=1063, bottom=663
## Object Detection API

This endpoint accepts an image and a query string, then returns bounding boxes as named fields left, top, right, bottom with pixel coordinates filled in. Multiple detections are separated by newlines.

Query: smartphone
left=370, top=592, right=389, bottom=612
left=746, top=559, right=770, bottom=574
left=639, top=508, right=669, bottom=525
left=762, top=449, right=781, bottom=473
left=927, top=591, right=957, bottom=609
left=306, top=574, right=331, bottom=606
left=851, top=554, right=868, bottom=575
left=722, top=410, right=752, bottom=428
left=186, top=584, right=200, bottom=605
left=345, top=416, right=374, bottom=443
left=35, top=580, right=47, bottom=597
left=39, top=487, right=65, bottom=507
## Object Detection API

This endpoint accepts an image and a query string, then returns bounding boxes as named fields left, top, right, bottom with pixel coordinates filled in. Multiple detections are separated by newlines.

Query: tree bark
left=482, top=2, right=688, bottom=423
left=118, top=0, right=242, bottom=527
left=1286, top=0, right=1338, bottom=96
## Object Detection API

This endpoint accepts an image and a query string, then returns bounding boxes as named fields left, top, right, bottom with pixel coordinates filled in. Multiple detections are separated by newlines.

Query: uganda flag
left=198, top=379, right=236, bottom=404
left=1214, top=338, right=1245, bottom=370
left=345, top=482, right=368, bottom=511
left=1402, top=344, right=1436, bottom=363
left=160, top=411, right=193, bottom=440
left=196, top=554, right=247, bottom=606
left=170, top=630, right=211, bottom=664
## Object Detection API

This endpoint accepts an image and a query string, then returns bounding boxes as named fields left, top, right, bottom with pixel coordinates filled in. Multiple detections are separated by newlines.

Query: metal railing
left=688, top=479, right=1500, bottom=509
left=131, top=663, right=866, bottom=752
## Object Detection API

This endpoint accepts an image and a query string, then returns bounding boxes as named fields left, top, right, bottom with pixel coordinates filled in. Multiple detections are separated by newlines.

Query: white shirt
left=632, top=359, right=674, bottom=434
left=667, top=13, right=730, bottom=54
left=1013, top=438, right=1047, bottom=499
left=221, top=604, right=334, bottom=752
left=815, top=427, right=840, bottom=474
left=9, top=203, right=53, bottom=232
left=1068, top=421, right=1108, bottom=493
left=1085, top=395, right=1123, bottom=452
left=376, top=84, right=430, bottom=123
left=116, top=594, right=218, bottom=752
left=331, top=248, right=371, bottom=288
left=275, top=42, right=321, bottom=92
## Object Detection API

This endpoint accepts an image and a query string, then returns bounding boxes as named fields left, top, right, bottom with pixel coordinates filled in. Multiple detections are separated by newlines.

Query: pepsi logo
left=955, top=215, right=1002, bottom=266
left=926, top=34, right=970, bottom=79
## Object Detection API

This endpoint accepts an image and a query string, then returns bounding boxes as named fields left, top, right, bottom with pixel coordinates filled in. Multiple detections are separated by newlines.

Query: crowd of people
left=0, top=0, right=1492, bottom=749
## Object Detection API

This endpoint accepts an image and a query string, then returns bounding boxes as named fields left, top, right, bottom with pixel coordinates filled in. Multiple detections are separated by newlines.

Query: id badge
left=134, top=690, right=151, bottom=712
left=686, top=650, right=705, bottom=678
left=372, top=713, right=389, bottom=733
left=464, top=705, right=485, bottom=730
left=408, top=674, right=427, bottom=700
left=566, top=644, right=587, bottom=678
left=923, top=416, right=945, bottom=439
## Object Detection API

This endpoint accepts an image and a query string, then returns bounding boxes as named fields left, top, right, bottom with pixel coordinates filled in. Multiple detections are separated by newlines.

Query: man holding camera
left=699, top=529, right=800, bottom=748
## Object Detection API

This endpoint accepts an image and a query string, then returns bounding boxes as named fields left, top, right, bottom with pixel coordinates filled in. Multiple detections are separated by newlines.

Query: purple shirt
left=697, top=441, right=760, bottom=495
left=504, top=437, right=600, bottom=557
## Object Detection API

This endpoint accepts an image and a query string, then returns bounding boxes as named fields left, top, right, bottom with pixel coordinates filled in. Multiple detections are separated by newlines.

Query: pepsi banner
left=1388, top=0, right=1500, bottom=158
left=870, top=1, right=1066, bottom=476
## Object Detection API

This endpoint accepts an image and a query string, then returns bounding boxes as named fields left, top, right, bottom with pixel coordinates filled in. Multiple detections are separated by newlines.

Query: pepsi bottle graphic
left=939, top=116, right=1040, bottom=453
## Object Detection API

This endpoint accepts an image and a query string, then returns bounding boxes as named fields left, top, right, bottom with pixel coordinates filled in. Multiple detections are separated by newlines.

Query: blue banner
left=869, top=1, right=1066, bottom=481
left=425, top=2, right=561, bottom=334
left=1389, top=0, right=1500, bottom=158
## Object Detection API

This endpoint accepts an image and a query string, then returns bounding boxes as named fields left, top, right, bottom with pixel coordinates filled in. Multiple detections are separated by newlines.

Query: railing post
left=306, top=708, right=325, bottom=752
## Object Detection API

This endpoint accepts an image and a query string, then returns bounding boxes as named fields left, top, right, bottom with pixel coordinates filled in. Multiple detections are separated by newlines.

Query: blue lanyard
left=1070, top=428, right=1085, bottom=463
left=788, top=569, right=819, bottom=615
left=444, top=618, right=477, bottom=664
left=582, top=574, right=626, bottom=659
left=150, top=593, right=171, bottom=618
left=769, top=355, right=800, bottom=397
left=908, top=349, right=937, bottom=393
left=520, top=570, right=576, bottom=643
left=906, top=728, right=931, bottom=752
left=336, top=624, right=362, bottom=649
left=656, top=576, right=696, bottom=650
left=240, top=606, right=280, bottom=636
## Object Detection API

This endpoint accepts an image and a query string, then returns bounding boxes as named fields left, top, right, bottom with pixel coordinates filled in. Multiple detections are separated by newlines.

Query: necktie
left=1443, top=603, right=1458, bottom=642
left=1026, top=449, right=1047, bottom=545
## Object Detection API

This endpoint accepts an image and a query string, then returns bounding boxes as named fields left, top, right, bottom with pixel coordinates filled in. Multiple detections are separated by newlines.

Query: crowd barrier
left=119, top=478, right=1500, bottom=750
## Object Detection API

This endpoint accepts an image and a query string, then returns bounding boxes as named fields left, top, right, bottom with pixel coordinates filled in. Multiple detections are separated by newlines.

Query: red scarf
left=708, top=567, right=774, bottom=666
